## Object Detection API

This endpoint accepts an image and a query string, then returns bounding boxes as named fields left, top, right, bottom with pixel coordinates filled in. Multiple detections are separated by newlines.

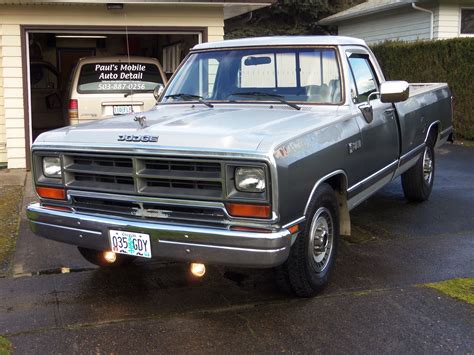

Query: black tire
left=77, top=247, right=136, bottom=268
left=401, top=135, right=436, bottom=202
left=276, top=183, right=339, bottom=297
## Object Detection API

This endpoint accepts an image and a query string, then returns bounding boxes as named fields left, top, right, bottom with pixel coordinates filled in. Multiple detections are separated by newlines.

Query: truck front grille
left=71, top=196, right=226, bottom=224
left=63, top=154, right=224, bottom=200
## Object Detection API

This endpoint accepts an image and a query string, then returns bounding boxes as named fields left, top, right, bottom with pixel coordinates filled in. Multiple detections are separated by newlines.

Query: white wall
left=338, top=7, right=432, bottom=44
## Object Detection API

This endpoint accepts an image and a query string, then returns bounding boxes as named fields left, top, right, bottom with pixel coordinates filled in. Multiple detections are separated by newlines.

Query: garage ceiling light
left=55, top=35, right=108, bottom=39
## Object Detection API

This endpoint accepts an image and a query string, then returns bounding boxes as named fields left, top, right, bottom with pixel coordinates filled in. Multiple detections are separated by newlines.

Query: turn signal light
left=288, top=224, right=299, bottom=234
left=36, top=186, right=66, bottom=200
left=226, top=203, right=271, bottom=218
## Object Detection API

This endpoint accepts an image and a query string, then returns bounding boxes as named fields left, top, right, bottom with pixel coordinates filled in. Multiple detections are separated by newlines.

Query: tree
left=225, top=0, right=364, bottom=39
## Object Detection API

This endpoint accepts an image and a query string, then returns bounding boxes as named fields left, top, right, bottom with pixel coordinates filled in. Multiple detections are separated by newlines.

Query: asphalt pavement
left=1, top=144, right=473, bottom=354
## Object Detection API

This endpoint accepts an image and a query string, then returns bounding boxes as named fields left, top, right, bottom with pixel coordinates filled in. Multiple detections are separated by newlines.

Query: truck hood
left=34, top=104, right=344, bottom=154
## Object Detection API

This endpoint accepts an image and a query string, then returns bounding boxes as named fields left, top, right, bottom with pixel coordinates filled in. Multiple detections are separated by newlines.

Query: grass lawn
left=426, top=278, right=474, bottom=305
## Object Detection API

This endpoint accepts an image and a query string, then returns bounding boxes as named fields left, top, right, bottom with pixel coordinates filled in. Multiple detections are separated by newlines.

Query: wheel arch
left=425, top=120, right=441, bottom=145
left=304, top=170, right=351, bottom=237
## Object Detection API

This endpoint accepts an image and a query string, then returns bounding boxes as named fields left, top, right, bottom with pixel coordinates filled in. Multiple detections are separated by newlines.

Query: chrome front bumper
left=27, top=203, right=292, bottom=268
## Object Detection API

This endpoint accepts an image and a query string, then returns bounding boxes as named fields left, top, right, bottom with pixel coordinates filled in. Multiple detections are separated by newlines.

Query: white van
left=68, top=56, right=166, bottom=124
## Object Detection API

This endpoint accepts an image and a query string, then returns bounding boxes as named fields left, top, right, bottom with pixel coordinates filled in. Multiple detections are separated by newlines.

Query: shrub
left=371, top=38, right=474, bottom=140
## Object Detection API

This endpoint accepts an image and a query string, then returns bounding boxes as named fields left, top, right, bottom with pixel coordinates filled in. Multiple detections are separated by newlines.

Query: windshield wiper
left=165, top=93, right=214, bottom=108
left=229, top=92, right=301, bottom=110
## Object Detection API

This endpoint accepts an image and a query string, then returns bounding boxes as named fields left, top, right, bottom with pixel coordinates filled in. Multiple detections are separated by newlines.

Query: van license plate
left=109, top=230, right=151, bottom=258
left=113, top=105, right=133, bottom=115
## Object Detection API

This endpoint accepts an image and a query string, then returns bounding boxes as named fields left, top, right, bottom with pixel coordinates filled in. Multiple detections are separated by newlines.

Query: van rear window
left=77, top=62, right=163, bottom=93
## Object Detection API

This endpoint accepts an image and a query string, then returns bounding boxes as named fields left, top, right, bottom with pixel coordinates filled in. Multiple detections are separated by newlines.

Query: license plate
left=113, top=105, right=133, bottom=115
left=109, top=230, right=151, bottom=258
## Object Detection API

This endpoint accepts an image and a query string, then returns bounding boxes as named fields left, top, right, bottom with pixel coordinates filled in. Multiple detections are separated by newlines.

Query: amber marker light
left=288, top=225, right=299, bottom=234
left=36, top=186, right=66, bottom=200
left=226, top=203, right=271, bottom=219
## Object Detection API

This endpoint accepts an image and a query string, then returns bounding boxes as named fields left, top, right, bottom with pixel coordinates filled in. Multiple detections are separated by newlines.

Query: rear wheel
left=78, top=247, right=136, bottom=268
left=402, top=135, right=436, bottom=202
left=276, top=183, right=339, bottom=297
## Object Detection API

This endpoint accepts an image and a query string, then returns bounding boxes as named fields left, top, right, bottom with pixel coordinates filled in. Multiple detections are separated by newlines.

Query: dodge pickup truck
left=27, top=36, right=453, bottom=297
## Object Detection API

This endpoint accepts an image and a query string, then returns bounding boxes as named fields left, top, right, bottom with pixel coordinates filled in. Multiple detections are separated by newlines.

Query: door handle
left=384, top=108, right=395, bottom=115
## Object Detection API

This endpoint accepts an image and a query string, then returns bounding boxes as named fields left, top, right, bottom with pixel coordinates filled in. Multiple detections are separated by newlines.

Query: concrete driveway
left=0, top=144, right=473, bottom=354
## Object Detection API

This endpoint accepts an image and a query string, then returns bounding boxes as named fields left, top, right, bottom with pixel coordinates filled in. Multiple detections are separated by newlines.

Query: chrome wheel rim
left=422, top=146, right=433, bottom=184
left=308, top=207, right=334, bottom=272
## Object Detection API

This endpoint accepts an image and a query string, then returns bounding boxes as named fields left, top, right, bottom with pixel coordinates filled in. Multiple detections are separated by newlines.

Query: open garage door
left=24, top=27, right=202, bottom=145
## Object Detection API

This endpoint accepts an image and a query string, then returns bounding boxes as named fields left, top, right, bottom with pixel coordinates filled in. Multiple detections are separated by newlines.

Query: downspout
left=412, top=2, right=434, bottom=40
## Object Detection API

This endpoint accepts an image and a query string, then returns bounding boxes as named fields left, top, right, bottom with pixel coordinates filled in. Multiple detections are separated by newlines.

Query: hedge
left=371, top=38, right=474, bottom=140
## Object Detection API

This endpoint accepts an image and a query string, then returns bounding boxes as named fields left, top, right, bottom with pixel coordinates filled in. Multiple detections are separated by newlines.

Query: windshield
left=162, top=47, right=342, bottom=105
left=77, top=62, right=163, bottom=94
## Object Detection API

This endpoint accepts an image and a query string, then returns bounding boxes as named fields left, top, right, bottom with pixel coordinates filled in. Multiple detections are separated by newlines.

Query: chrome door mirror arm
left=358, top=91, right=380, bottom=124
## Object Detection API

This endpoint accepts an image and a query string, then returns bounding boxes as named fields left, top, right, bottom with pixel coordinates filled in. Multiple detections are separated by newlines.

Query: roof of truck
left=192, top=36, right=367, bottom=50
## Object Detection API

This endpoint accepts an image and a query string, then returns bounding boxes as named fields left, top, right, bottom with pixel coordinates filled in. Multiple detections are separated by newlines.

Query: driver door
left=346, top=51, right=399, bottom=187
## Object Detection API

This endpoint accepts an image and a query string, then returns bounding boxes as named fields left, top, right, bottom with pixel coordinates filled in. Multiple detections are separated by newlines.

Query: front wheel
left=276, top=183, right=339, bottom=297
left=401, top=140, right=435, bottom=202
left=78, top=247, right=136, bottom=268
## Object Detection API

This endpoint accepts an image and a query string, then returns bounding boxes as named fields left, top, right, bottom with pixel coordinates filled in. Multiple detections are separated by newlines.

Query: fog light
left=103, top=251, right=117, bottom=263
left=190, top=263, right=206, bottom=277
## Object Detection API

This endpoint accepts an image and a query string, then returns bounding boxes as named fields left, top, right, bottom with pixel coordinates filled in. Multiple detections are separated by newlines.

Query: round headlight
left=235, top=167, right=265, bottom=193
left=43, top=157, right=62, bottom=178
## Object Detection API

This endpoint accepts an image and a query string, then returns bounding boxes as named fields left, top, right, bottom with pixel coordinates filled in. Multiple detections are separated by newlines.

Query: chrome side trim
left=347, top=160, right=398, bottom=195
left=282, top=216, right=306, bottom=229
left=393, top=155, right=419, bottom=179
left=158, top=240, right=286, bottom=254
left=398, top=143, right=425, bottom=168
left=425, top=120, right=441, bottom=143
left=33, top=221, right=102, bottom=236
left=440, top=126, right=453, bottom=139
left=304, top=170, right=348, bottom=215
left=348, top=173, right=393, bottom=210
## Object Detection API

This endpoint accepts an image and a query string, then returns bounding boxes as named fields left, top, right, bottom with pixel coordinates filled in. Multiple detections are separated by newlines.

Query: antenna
left=124, top=13, right=135, bottom=114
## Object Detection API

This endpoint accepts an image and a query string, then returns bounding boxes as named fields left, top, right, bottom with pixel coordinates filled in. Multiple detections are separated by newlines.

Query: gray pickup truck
left=27, top=36, right=453, bottom=297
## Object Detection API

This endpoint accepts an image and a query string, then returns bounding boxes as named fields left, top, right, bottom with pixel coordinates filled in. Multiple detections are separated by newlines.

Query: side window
left=348, top=55, right=379, bottom=103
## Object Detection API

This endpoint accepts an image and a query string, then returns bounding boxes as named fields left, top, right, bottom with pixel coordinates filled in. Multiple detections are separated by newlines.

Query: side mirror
left=153, top=83, right=165, bottom=101
left=380, top=80, right=409, bottom=103
left=358, top=91, right=379, bottom=124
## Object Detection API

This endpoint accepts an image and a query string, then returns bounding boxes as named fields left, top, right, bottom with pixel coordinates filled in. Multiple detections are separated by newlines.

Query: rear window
left=77, top=62, right=163, bottom=93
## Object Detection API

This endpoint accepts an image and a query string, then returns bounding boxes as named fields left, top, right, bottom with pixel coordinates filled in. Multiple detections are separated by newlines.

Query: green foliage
left=225, top=0, right=363, bottom=39
left=425, top=278, right=474, bottom=305
left=371, top=38, right=474, bottom=140
left=0, top=336, right=11, bottom=355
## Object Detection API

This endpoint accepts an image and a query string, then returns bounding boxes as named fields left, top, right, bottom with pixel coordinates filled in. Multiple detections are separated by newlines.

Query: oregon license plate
left=113, top=105, right=133, bottom=115
left=109, top=230, right=151, bottom=258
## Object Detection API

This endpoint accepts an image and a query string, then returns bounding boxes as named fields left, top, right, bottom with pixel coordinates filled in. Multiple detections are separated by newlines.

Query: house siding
left=0, top=4, right=225, bottom=168
left=337, top=7, right=432, bottom=44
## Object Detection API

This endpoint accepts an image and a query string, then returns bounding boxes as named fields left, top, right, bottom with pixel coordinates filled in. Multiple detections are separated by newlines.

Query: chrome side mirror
left=380, top=80, right=409, bottom=103
left=153, top=83, right=165, bottom=101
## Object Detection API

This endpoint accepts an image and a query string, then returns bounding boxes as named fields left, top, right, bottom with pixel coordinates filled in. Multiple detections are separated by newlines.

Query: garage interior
left=28, top=30, right=200, bottom=141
